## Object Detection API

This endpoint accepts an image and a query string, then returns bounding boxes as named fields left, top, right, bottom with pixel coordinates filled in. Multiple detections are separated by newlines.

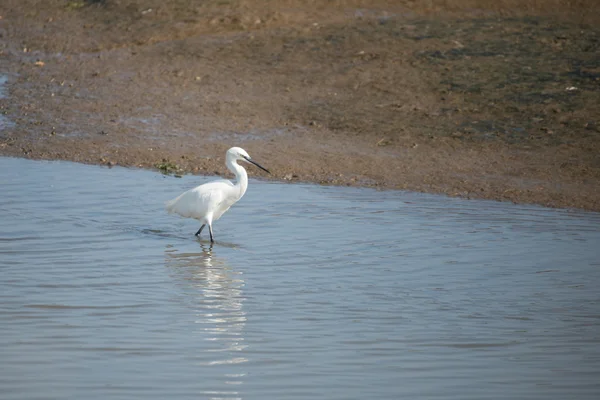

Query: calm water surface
left=1, top=157, right=599, bottom=400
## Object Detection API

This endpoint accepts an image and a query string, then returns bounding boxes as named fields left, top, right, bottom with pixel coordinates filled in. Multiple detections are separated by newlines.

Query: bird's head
left=227, top=147, right=250, bottom=161
left=226, top=147, right=270, bottom=174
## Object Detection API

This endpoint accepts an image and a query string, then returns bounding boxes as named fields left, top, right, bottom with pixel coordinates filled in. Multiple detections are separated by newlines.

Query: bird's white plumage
left=166, top=179, right=236, bottom=221
left=165, top=147, right=269, bottom=242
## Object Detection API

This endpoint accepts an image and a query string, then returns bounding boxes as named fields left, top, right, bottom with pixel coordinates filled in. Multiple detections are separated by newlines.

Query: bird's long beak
left=243, top=156, right=270, bottom=174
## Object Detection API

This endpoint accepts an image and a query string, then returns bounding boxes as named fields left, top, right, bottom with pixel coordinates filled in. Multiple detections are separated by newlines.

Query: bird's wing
left=166, top=180, right=233, bottom=220
left=203, top=181, right=237, bottom=221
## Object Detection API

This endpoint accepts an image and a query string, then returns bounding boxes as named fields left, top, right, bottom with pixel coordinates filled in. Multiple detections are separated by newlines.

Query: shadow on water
left=142, top=228, right=241, bottom=249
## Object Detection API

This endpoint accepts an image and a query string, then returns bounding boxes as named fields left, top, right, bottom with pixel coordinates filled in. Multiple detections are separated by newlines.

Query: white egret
left=165, top=147, right=270, bottom=242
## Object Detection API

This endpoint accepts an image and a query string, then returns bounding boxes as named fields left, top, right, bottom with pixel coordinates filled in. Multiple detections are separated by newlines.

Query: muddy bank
left=0, top=1, right=599, bottom=210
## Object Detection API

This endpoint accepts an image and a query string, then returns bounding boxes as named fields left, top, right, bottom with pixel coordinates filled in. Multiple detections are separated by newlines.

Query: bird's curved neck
left=229, top=159, right=248, bottom=197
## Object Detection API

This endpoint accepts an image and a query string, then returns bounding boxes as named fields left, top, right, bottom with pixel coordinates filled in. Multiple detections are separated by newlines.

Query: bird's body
left=166, top=179, right=241, bottom=222
left=166, top=147, right=269, bottom=242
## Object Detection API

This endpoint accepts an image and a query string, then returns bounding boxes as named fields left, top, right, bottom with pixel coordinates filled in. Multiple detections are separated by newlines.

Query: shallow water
left=1, top=157, right=599, bottom=400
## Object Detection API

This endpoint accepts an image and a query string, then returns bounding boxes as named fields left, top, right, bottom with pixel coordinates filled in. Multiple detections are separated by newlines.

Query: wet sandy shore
left=1, top=1, right=599, bottom=210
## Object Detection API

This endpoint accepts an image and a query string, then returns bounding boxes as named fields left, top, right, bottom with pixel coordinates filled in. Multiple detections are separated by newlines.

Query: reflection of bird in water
left=165, top=243, right=248, bottom=357
left=166, top=147, right=270, bottom=242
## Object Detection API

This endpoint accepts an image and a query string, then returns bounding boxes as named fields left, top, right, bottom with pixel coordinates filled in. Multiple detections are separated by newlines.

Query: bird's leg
left=195, top=224, right=206, bottom=237
left=208, top=224, right=215, bottom=243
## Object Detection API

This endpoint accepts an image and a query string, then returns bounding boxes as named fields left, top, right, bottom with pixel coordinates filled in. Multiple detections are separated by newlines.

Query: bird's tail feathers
left=165, top=196, right=180, bottom=213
